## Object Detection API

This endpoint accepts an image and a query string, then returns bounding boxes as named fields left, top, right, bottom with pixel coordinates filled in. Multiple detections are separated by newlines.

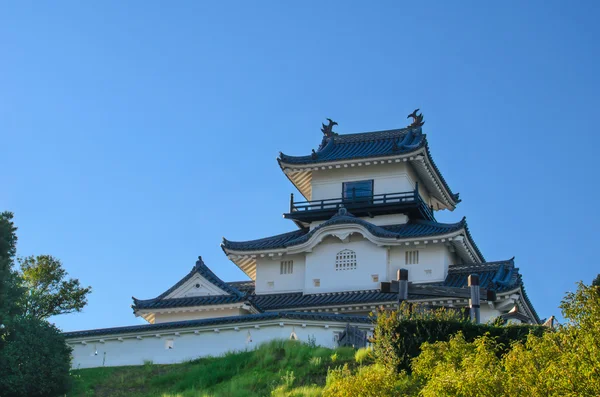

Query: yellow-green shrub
left=322, top=364, right=400, bottom=397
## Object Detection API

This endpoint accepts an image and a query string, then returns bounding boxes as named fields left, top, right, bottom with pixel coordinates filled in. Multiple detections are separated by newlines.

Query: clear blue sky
left=2, top=1, right=599, bottom=331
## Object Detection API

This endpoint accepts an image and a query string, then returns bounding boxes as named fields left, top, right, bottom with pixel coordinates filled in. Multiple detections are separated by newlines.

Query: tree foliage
left=0, top=212, right=91, bottom=397
left=0, top=316, right=72, bottom=397
left=408, top=280, right=600, bottom=396
left=371, top=302, right=544, bottom=372
left=322, top=364, right=403, bottom=397
left=18, top=255, right=92, bottom=320
left=0, top=212, right=23, bottom=341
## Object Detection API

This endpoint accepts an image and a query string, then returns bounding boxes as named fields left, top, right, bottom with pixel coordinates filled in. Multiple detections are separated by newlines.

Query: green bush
left=371, top=303, right=545, bottom=372
left=405, top=281, right=600, bottom=396
left=322, top=364, right=401, bottom=397
left=0, top=316, right=72, bottom=397
left=353, top=347, right=373, bottom=366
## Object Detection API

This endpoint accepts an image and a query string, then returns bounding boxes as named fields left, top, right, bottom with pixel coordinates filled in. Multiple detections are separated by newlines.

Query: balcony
left=284, top=183, right=435, bottom=223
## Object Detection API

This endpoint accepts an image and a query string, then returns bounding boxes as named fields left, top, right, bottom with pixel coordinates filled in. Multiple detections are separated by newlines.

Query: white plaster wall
left=304, top=235, right=387, bottom=294
left=255, top=255, right=306, bottom=294
left=480, top=306, right=502, bottom=324
left=153, top=308, right=247, bottom=324
left=404, top=163, right=432, bottom=207
left=310, top=163, right=417, bottom=201
left=165, top=274, right=228, bottom=299
left=389, top=244, right=453, bottom=283
left=68, top=322, right=366, bottom=369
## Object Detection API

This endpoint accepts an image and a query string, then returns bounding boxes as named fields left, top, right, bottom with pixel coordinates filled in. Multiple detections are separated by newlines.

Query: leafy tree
left=593, top=274, right=600, bottom=287
left=0, top=213, right=90, bottom=397
left=0, top=212, right=23, bottom=340
left=17, top=255, right=92, bottom=320
left=407, top=280, right=600, bottom=396
left=0, top=316, right=72, bottom=397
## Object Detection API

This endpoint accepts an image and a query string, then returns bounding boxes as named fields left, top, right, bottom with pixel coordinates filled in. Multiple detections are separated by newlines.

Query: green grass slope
left=68, top=340, right=356, bottom=397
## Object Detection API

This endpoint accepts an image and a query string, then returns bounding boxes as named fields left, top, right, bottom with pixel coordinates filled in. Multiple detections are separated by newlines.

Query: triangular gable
left=132, top=257, right=244, bottom=310
left=164, top=272, right=229, bottom=298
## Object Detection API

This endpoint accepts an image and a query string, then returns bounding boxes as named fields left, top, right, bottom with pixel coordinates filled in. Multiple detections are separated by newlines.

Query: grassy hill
left=68, top=340, right=356, bottom=397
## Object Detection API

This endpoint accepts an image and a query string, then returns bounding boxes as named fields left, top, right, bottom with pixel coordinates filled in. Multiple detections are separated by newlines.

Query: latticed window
left=280, top=260, right=293, bottom=274
left=335, top=249, right=357, bottom=271
left=405, top=250, right=419, bottom=265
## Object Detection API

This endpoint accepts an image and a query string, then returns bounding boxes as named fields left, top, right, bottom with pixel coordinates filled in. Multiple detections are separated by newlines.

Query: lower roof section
left=63, top=312, right=373, bottom=339
left=222, top=210, right=485, bottom=279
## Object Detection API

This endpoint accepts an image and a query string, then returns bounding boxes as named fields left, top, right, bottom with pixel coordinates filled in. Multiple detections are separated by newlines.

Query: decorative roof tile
left=63, top=312, right=373, bottom=339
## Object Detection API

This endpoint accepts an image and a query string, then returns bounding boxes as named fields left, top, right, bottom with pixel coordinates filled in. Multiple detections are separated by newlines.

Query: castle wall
left=68, top=321, right=371, bottom=369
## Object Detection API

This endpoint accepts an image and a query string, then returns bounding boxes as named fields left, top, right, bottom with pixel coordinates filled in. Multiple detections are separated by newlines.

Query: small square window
left=267, top=281, right=274, bottom=289
left=280, top=260, right=293, bottom=275
left=313, top=279, right=320, bottom=287
left=371, top=274, right=379, bottom=282
left=165, top=339, right=174, bottom=350
left=405, top=250, right=419, bottom=265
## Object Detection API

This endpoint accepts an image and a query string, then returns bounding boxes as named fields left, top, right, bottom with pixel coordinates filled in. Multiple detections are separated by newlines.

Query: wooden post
left=397, top=268, right=408, bottom=310
left=468, top=274, right=480, bottom=324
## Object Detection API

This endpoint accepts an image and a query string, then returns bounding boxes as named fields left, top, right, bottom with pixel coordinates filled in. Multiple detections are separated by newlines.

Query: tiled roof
left=443, top=259, right=520, bottom=292
left=63, top=312, right=373, bottom=339
left=278, top=127, right=425, bottom=165
left=132, top=257, right=244, bottom=311
left=133, top=295, right=246, bottom=310
left=277, top=126, right=459, bottom=203
left=129, top=258, right=538, bottom=323
left=227, top=280, right=256, bottom=294
left=250, top=290, right=433, bottom=311
left=443, top=258, right=540, bottom=323
left=222, top=211, right=477, bottom=256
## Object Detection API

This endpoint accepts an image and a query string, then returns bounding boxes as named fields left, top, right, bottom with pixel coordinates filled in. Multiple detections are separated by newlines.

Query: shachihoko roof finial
left=407, top=109, right=424, bottom=127
left=321, top=118, right=338, bottom=137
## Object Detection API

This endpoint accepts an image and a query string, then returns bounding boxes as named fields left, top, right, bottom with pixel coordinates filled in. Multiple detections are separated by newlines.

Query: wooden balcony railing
left=288, top=182, right=434, bottom=221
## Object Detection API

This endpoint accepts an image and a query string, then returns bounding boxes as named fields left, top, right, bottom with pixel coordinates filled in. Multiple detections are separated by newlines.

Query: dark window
left=343, top=180, right=373, bottom=200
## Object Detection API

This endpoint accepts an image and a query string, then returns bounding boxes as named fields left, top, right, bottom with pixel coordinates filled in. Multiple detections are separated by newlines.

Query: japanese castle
left=65, top=112, right=540, bottom=368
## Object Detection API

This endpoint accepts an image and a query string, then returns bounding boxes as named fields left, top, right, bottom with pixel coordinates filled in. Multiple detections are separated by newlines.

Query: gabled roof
left=222, top=210, right=484, bottom=278
left=277, top=126, right=460, bottom=209
left=63, top=312, right=373, bottom=339
left=132, top=257, right=245, bottom=312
